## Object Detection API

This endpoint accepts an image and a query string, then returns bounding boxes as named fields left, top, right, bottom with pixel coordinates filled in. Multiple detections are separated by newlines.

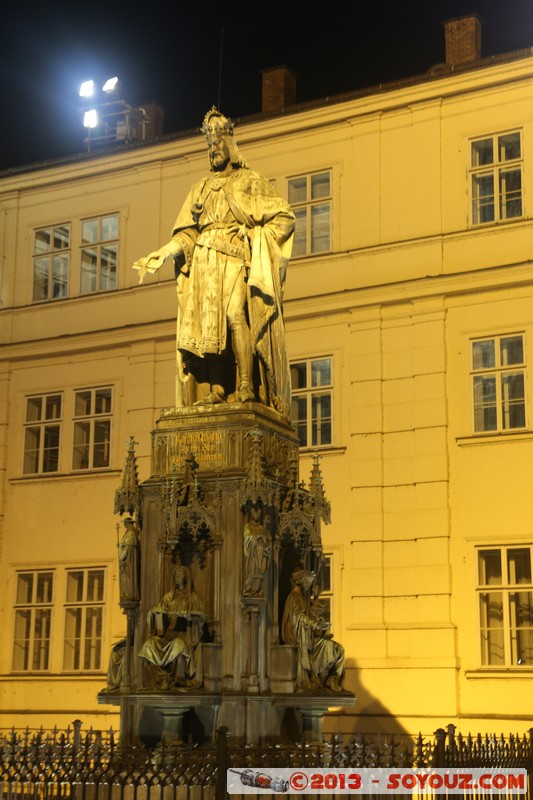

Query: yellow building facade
left=2, top=24, right=533, bottom=736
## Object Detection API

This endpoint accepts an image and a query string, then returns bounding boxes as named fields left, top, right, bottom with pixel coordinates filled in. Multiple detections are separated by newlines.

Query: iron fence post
left=216, top=726, right=230, bottom=800
left=434, top=728, right=446, bottom=768
left=72, top=719, right=82, bottom=755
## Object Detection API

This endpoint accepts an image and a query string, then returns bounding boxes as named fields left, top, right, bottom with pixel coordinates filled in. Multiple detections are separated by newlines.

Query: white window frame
left=12, top=570, right=54, bottom=672
left=23, top=393, right=63, bottom=475
left=471, top=334, right=526, bottom=433
left=288, top=170, right=332, bottom=257
left=72, top=386, right=113, bottom=471
left=31, top=213, right=121, bottom=303
left=32, top=223, right=70, bottom=303
left=63, top=567, right=106, bottom=672
left=470, top=131, right=523, bottom=226
left=317, top=553, right=333, bottom=624
left=22, top=386, right=114, bottom=477
left=290, top=356, right=333, bottom=448
left=477, top=545, right=533, bottom=666
left=313, top=550, right=342, bottom=639
left=80, top=213, right=119, bottom=294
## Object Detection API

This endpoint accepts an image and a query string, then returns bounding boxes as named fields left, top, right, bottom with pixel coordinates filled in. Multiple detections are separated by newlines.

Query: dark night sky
left=2, top=1, right=533, bottom=172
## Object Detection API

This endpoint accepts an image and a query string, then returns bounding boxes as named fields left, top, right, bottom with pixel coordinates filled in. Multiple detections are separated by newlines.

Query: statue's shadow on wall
left=324, top=659, right=410, bottom=737
left=138, top=661, right=409, bottom=746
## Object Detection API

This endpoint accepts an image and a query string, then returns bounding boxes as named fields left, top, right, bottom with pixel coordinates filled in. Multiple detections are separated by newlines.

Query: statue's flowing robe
left=171, top=168, right=295, bottom=416
left=282, top=587, right=344, bottom=688
left=243, top=519, right=270, bottom=595
left=118, top=526, right=139, bottom=601
left=138, top=587, right=205, bottom=685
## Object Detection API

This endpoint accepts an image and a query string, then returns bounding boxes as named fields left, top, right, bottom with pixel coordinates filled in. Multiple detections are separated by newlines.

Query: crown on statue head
left=201, top=107, right=234, bottom=140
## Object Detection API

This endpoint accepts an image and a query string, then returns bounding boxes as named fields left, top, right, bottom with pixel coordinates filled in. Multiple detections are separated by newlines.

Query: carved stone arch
left=174, top=507, right=216, bottom=568
left=279, top=507, right=315, bottom=550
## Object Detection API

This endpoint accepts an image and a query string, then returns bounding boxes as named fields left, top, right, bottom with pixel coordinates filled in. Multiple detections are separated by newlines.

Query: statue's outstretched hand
left=132, top=251, right=167, bottom=284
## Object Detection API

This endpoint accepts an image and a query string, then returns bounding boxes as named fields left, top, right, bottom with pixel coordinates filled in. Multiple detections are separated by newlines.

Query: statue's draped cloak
left=282, top=587, right=344, bottom=688
left=171, top=168, right=294, bottom=416
left=243, top=519, right=270, bottom=595
left=138, top=579, right=205, bottom=685
left=118, top=525, right=139, bottom=601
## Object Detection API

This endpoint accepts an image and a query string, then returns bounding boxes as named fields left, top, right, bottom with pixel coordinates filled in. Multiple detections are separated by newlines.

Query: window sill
left=456, top=430, right=533, bottom=447
left=298, top=445, right=347, bottom=457
left=290, top=250, right=334, bottom=263
left=469, top=216, right=525, bottom=231
left=7, top=672, right=106, bottom=680
left=465, top=667, right=533, bottom=678
left=10, top=468, right=121, bottom=483
left=30, top=287, right=120, bottom=306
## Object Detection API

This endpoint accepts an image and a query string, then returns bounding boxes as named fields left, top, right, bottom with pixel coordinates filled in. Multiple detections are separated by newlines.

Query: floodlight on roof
left=102, top=76, right=119, bottom=93
left=83, top=109, right=98, bottom=128
left=79, top=80, right=95, bottom=98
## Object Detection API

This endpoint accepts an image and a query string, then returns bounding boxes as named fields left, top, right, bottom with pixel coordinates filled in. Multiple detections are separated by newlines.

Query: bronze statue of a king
left=104, top=108, right=353, bottom=749
left=133, top=107, right=295, bottom=414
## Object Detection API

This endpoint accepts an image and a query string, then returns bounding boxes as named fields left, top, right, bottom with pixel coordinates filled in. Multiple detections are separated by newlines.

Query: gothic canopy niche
left=159, top=452, right=218, bottom=567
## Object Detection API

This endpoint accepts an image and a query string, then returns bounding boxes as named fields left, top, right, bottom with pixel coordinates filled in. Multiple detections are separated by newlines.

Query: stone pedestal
left=99, top=402, right=355, bottom=745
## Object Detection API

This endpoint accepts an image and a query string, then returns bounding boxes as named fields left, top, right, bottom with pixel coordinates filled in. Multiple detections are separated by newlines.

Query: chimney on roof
left=261, top=66, right=297, bottom=113
left=140, top=102, right=165, bottom=141
left=443, top=14, right=482, bottom=66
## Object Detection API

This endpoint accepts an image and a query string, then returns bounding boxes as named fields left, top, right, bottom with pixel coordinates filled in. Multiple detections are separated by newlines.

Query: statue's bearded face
left=207, top=135, right=231, bottom=172
left=174, top=567, right=187, bottom=590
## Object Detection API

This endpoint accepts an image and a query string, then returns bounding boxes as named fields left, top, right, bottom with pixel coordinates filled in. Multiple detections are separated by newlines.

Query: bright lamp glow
left=83, top=109, right=98, bottom=128
left=102, top=77, right=119, bottom=93
left=79, top=80, right=95, bottom=98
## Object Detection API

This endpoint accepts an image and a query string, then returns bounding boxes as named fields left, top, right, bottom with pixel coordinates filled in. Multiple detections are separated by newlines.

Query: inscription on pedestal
left=154, top=429, right=228, bottom=473
left=170, top=430, right=226, bottom=469
left=152, top=406, right=299, bottom=476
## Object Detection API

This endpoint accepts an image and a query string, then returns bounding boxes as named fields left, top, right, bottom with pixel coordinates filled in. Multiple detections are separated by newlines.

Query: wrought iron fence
left=1, top=722, right=532, bottom=800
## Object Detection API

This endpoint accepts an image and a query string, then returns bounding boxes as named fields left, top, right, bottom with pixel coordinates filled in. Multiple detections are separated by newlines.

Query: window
left=471, top=335, right=526, bottom=433
left=72, top=387, right=112, bottom=470
left=33, top=224, right=70, bottom=302
left=12, top=571, right=54, bottom=671
left=22, top=387, right=113, bottom=476
left=11, top=566, right=108, bottom=674
left=478, top=546, right=533, bottom=666
left=470, top=132, right=523, bottom=225
left=23, top=393, right=62, bottom=474
left=80, top=214, right=119, bottom=294
left=63, top=568, right=105, bottom=671
left=317, top=554, right=333, bottom=624
left=291, top=357, right=332, bottom=447
left=288, top=171, right=331, bottom=257
left=31, top=214, right=119, bottom=302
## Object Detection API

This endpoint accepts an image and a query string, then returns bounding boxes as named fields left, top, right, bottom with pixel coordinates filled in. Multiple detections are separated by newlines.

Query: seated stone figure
left=281, top=569, right=344, bottom=692
left=138, top=565, right=206, bottom=690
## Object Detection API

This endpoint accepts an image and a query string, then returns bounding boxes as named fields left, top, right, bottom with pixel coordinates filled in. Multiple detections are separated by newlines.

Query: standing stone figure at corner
left=118, top=517, right=140, bottom=602
left=133, top=108, right=295, bottom=414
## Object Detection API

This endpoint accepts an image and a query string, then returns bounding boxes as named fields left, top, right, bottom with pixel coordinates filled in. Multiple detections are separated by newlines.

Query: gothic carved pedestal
left=99, top=403, right=354, bottom=745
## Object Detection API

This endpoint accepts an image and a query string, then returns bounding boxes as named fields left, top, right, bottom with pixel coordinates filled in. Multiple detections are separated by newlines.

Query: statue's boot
left=193, top=387, right=225, bottom=405
left=232, top=321, right=255, bottom=403
left=238, top=383, right=255, bottom=402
